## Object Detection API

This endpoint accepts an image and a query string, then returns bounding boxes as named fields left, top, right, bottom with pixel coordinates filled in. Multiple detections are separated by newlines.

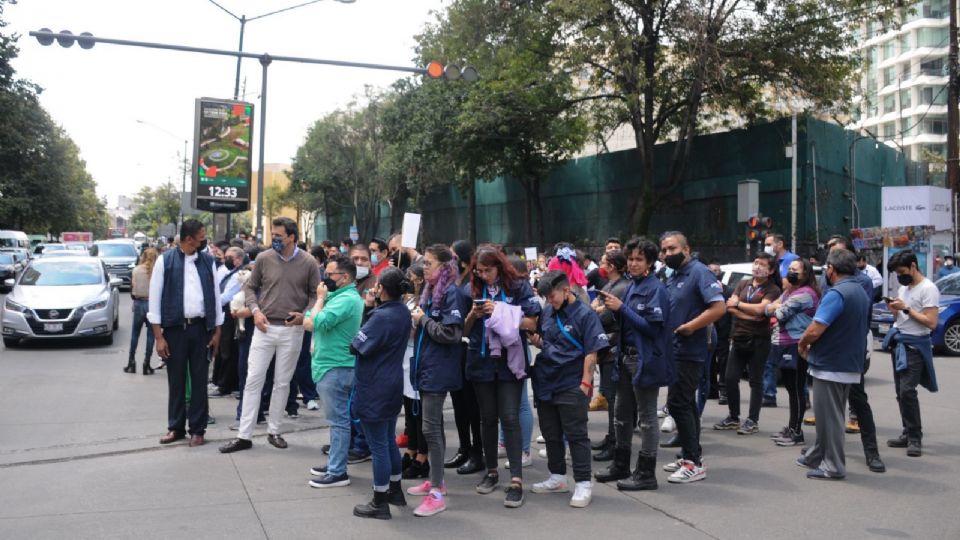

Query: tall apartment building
left=853, top=0, right=950, bottom=162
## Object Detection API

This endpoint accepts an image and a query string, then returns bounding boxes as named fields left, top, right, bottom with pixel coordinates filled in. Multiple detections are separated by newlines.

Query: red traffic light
left=426, top=61, right=444, bottom=79
left=747, top=216, right=760, bottom=228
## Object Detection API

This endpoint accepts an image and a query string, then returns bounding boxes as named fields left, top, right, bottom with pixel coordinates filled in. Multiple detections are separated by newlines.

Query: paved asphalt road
left=1, top=295, right=958, bottom=539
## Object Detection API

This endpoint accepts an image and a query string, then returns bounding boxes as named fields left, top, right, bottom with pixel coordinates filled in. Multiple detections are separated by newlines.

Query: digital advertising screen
left=192, top=98, right=253, bottom=213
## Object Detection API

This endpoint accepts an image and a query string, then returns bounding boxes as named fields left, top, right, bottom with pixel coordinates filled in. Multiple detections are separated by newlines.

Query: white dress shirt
left=147, top=249, right=224, bottom=326
left=863, top=264, right=883, bottom=289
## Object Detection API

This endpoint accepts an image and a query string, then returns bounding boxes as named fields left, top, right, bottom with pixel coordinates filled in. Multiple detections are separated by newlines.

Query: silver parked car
left=1, top=256, right=121, bottom=347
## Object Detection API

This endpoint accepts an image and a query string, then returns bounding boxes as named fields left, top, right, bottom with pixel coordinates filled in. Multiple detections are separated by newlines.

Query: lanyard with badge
left=480, top=286, right=507, bottom=357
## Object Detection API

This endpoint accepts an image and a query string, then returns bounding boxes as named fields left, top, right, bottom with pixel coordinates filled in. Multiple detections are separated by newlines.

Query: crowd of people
left=127, top=218, right=940, bottom=519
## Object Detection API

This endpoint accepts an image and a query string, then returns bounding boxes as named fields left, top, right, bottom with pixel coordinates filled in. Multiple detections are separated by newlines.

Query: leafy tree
left=551, top=0, right=900, bottom=234
left=129, top=183, right=179, bottom=237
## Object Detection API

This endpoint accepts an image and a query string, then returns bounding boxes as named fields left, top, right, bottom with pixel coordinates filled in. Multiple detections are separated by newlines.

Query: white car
left=2, top=256, right=121, bottom=347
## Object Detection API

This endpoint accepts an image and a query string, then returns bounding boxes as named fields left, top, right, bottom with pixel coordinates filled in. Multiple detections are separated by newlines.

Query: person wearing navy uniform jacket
left=408, top=245, right=468, bottom=518
left=350, top=267, right=415, bottom=520
left=659, top=232, right=726, bottom=485
left=594, top=238, right=673, bottom=491
left=529, top=270, right=608, bottom=509
left=463, top=245, right=541, bottom=508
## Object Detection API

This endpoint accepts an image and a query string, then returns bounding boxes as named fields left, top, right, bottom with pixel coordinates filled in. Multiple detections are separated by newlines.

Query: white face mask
left=356, top=266, right=370, bottom=280
left=763, top=245, right=776, bottom=256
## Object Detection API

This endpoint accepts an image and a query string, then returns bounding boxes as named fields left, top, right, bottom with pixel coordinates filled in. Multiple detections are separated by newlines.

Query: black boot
left=618, top=454, right=658, bottom=491
left=123, top=356, right=136, bottom=374
left=142, top=359, right=154, bottom=375
left=444, top=448, right=470, bottom=469
left=402, top=459, right=429, bottom=479
left=591, top=434, right=614, bottom=451
left=386, top=480, right=407, bottom=506
left=595, top=448, right=632, bottom=482
left=353, top=490, right=391, bottom=520
left=593, top=441, right=616, bottom=462
left=457, top=449, right=485, bottom=475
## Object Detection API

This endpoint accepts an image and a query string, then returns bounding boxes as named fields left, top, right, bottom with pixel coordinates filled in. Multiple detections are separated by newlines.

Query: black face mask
left=664, top=252, right=685, bottom=270
left=786, top=272, right=800, bottom=285
left=225, top=258, right=236, bottom=271
left=197, top=239, right=207, bottom=252
left=322, top=277, right=339, bottom=293
left=897, top=273, right=913, bottom=286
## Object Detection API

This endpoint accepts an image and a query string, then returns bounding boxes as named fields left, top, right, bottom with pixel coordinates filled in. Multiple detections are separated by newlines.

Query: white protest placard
left=401, top=212, right=422, bottom=248
left=524, top=247, right=538, bottom=261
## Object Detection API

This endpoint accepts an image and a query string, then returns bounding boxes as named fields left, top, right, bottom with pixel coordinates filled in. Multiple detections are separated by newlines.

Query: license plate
left=44, top=323, right=63, bottom=333
left=878, top=323, right=890, bottom=335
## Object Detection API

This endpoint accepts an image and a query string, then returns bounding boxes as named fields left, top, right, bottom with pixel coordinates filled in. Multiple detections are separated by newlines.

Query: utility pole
left=790, top=114, right=798, bottom=254
left=949, top=0, right=959, bottom=196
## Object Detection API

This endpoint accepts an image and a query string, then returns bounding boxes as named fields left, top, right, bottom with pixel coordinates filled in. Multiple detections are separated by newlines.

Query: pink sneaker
left=407, top=480, right=447, bottom=496
left=413, top=491, right=447, bottom=517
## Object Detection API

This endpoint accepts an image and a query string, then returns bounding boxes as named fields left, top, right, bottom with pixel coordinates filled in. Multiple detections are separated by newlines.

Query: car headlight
left=83, top=295, right=111, bottom=311
left=4, top=299, right=26, bottom=313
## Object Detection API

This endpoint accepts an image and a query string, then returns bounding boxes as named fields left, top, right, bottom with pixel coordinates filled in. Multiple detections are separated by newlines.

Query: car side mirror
left=109, top=277, right=123, bottom=288
left=3, top=278, right=14, bottom=287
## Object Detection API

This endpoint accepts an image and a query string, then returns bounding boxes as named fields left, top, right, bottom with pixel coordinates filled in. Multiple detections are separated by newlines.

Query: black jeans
left=667, top=360, right=703, bottom=465
left=403, top=396, right=428, bottom=454
left=892, top=347, right=924, bottom=442
left=713, top=337, right=730, bottom=394
left=725, top=335, right=771, bottom=422
left=599, top=351, right=617, bottom=441
left=164, top=322, right=212, bottom=436
left=474, top=379, right=524, bottom=478
left=451, top=355, right=483, bottom=454
left=537, top=387, right=592, bottom=482
left=848, top=357, right=879, bottom=456
left=779, top=344, right=807, bottom=432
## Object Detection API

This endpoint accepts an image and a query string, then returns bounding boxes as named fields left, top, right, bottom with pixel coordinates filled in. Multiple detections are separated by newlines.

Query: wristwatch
left=903, top=307, right=911, bottom=317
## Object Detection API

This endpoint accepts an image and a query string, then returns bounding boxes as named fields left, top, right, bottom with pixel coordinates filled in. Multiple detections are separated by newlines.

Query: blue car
left=871, top=272, right=960, bottom=355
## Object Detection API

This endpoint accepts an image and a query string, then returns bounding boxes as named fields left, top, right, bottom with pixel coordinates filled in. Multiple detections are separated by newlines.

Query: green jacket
left=306, top=283, right=364, bottom=383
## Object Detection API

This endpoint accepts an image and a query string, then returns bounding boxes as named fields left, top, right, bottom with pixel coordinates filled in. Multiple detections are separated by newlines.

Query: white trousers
left=238, top=325, right=305, bottom=440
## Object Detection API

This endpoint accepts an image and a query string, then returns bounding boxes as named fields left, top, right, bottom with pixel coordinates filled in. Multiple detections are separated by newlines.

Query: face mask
left=598, top=266, right=609, bottom=279
left=197, top=239, right=207, bottom=252
left=752, top=264, right=769, bottom=279
left=897, top=273, right=913, bottom=286
left=664, top=252, right=685, bottom=270
left=946, top=261, right=954, bottom=267
left=786, top=272, right=800, bottom=285
left=371, top=253, right=380, bottom=265
left=664, top=267, right=675, bottom=279
left=272, top=238, right=284, bottom=254
left=340, top=246, right=348, bottom=254
left=225, top=258, right=236, bottom=271
left=764, top=245, right=776, bottom=256
left=356, top=266, right=370, bottom=280
left=322, top=277, right=339, bottom=293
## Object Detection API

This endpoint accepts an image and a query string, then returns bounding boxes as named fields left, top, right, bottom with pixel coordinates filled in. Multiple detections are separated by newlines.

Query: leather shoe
left=159, top=431, right=185, bottom=445
left=866, top=454, right=886, bottom=473
left=444, top=450, right=469, bottom=469
left=457, top=456, right=485, bottom=475
left=659, top=435, right=681, bottom=448
left=268, top=434, right=288, bottom=449
left=219, top=438, right=253, bottom=453
left=189, top=435, right=205, bottom=447
left=906, top=440, right=922, bottom=457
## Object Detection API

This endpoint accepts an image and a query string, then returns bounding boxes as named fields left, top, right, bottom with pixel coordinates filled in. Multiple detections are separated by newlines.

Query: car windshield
left=0, top=253, right=13, bottom=264
left=66, top=245, right=87, bottom=251
left=42, top=244, right=66, bottom=251
left=96, top=244, right=138, bottom=258
left=19, top=261, right=103, bottom=286
left=937, top=273, right=960, bottom=295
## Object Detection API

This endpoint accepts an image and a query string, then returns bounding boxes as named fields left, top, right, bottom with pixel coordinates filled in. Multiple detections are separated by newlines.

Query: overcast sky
left=7, top=0, right=445, bottom=206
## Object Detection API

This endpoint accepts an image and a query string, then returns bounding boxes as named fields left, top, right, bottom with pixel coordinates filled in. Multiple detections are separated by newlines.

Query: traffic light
left=746, top=214, right=774, bottom=242
left=425, top=61, right=479, bottom=81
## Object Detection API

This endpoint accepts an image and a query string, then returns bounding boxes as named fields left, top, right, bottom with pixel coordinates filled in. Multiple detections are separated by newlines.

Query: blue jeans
left=129, top=299, right=154, bottom=361
left=291, top=331, right=318, bottom=404
left=499, top=378, right=534, bottom=452
left=763, top=348, right=779, bottom=402
left=362, top=418, right=402, bottom=489
left=317, top=367, right=354, bottom=476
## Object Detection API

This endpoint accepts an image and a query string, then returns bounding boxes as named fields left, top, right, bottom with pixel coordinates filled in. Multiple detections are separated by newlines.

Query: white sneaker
left=306, top=400, right=319, bottom=411
left=667, top=460, right=706, bottom=484
left=570, top=481, right=592, bottom=508
left=532, top=474, right=569, bottom=494
left=503, top=451, right=532, bottom=469
left=660, top=415, right=676, bottom=433
left=536, top=435, right=545, bottom=444
left=657, top=406, right=669, bottom=419
left=663, top=458, right=684, bottom=473
left=538, top=448, right=548, bottom=459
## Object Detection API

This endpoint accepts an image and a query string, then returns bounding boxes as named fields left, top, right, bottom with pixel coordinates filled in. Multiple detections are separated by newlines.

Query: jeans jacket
left=881, top=328, right=939, bottom=392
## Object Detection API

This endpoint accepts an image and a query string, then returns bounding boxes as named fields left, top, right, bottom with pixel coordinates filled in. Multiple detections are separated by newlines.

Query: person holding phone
left=463, top=245, right=541, bottom=508
left=407, top=245, right=469, bottom=517
left=303, top=256, right=365, bottom=488
left=529, top=270, right=608, bottom=508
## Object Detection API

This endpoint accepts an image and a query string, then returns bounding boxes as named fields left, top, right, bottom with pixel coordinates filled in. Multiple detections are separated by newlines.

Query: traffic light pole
left=256, top=55, right=271, bottom=243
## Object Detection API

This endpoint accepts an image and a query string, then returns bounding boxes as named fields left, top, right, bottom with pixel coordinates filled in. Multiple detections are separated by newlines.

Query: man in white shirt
left=856, top=254, right=883, bottom=291
left=884, top=249, right=940, bottom=458
left=148, top=220, right=224, bottom=448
